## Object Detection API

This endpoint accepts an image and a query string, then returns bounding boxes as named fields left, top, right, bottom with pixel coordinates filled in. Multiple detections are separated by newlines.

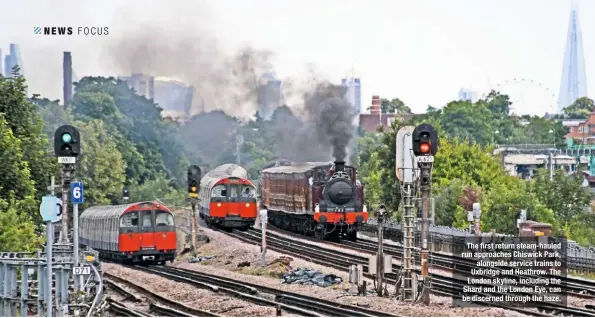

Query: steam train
left=259, top=160, right=368, bottom=241
left=79, top=201, right=177, bottom=264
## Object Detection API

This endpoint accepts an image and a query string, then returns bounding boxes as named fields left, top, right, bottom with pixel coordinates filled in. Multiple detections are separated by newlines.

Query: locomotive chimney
left=334, top=160, right=345, bottom=173
left=63, top=52, right=72, bottom=107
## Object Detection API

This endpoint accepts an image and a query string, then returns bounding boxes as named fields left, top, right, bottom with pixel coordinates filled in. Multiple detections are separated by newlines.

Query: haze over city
left=1, top=0, right=594, bottom=115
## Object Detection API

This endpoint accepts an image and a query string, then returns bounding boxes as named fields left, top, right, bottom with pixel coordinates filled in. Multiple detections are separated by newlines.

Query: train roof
left=80, top=201, right=169, bottom=219
left=262, top=161, right=334, bottom=174
left=201, top=163, right=248, bottom=189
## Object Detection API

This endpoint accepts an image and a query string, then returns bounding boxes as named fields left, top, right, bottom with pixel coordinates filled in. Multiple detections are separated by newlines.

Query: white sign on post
left=72, top=266, right=91, bottom=275
left=395, top=126, right=416, bottom=183
left=416, top=156, right=434, bottom=163
left=58, top=156, right=76, bottom=164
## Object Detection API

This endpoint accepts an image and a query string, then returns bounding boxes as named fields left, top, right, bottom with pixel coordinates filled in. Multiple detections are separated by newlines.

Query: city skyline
left=1, top=0, right=595, bottom=116
left=2, top=43, right=24, bottom=78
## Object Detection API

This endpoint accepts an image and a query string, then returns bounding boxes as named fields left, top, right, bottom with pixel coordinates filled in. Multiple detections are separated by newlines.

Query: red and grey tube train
left=259, top=160, right=368, bottom=241
left=79, top=201, right=177, bottom=264
left=198, top=163, right=258, bottom=229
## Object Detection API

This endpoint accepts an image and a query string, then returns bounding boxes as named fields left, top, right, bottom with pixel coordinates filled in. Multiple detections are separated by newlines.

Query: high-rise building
left=118, top=73, right=155, bottom=100
left=257, top=73, right=282, bottom=120
left=458, top=88, right=477, bottom=102
left=558, top=2, right=587, bottom=113
left=153, top=77, right=194, bottom=118
left=341, top=78, right=361, bottom=113
left=3, top=44, right=24, bottom=78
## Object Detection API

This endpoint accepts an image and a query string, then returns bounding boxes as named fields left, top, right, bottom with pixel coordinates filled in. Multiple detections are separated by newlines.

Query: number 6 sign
left=71, top=181, right=84, bottom=204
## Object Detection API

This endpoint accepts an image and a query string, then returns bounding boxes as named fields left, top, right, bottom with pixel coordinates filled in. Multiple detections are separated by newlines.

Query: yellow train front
left=260, top=160, right=368, bottom=241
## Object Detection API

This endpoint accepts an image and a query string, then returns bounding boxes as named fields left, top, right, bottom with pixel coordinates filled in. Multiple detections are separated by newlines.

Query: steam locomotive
left=259, top=160, right=368, bottom=241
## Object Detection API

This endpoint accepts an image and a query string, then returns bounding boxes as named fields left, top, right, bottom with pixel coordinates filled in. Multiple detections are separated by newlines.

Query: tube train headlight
left=363, top=204, right=367, bottom=212
left=315, top=204, right=320, bottom=212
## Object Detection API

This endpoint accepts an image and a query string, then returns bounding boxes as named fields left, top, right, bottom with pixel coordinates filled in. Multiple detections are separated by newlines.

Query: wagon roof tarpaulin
left=262, top=161, right=333, bottom=174
left=200, top=163, right=249, bottom=189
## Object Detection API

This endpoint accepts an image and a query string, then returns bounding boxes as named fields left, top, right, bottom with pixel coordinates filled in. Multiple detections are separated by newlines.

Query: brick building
left=359, top=95, right=413, bottom=133
left=564, top=113, right=595, bottom=144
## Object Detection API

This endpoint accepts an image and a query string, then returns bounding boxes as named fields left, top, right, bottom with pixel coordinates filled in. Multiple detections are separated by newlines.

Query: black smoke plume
left=302, top=82, right=358, bottom=161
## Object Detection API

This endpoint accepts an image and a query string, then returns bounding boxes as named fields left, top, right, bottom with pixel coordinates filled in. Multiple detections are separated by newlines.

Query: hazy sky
left=1, top=0, right=593, bottom=115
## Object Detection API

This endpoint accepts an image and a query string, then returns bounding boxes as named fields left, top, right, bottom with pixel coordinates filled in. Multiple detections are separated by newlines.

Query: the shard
left=558, top=1, right=587, bottom=113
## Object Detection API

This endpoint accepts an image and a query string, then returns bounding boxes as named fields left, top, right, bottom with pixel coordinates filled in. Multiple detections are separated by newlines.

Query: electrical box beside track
left=368, top=255, right=393, bottom=275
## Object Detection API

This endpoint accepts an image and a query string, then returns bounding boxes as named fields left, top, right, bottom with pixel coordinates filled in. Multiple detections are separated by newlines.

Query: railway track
left=130, top=264, right=395, bottom=317
left=104, top=271, right=219, bottom=317
left=264, top=226, right=595, bottom=300
left=106, top=298, right=151, bottom=317
left=344, top=237, right=595, bottom=299
left=261, top=224, right=595, bottom=300
left=226, top=228, right=595, bottom=317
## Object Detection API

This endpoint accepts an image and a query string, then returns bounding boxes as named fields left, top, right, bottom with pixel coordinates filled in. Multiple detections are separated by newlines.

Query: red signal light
left=420, top=142, right=431, bottom=153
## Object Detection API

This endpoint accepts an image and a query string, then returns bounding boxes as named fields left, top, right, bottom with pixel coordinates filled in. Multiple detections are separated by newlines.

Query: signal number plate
left=417, top=156, right=434, bottom=163
left=58, top=157, right=76, bottom=164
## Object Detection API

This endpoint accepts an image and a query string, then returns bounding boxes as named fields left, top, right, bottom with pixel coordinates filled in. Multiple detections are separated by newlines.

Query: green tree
left=72, top=77, right=188, bottom=185
left=0, top=115, right=36, bottom=202
left=0, top=70, right=56, bottom=201
left=529, top=169, right=591, bottom=223
left=0, top=198, right=42, bottom=252
left=76, top=120, right=126, bottom=208
left=563, top=97, right=595, bottom=119
left=128, top=173, right=185, bottom=206
left=480, top=181, right=557, bottom=234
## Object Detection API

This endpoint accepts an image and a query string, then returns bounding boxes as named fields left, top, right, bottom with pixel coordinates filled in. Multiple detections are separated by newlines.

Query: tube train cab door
left=140, top=210, right=155, bottom=250
left=227, top=180, right=256, bottom=218
left=119, top=211, right=141, bottom=252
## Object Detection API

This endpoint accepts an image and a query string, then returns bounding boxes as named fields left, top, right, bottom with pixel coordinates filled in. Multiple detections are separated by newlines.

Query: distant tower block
left=558, top=2, right=587, bottom=113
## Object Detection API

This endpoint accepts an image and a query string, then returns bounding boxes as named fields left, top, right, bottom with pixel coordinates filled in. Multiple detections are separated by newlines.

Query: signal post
left=395, top=126, right=416, bottom=301
left=54, top=125, right=81, bottom=244
left=188, top=165, right=202, bottom=256
left=412, top=124, right=439, bottom=305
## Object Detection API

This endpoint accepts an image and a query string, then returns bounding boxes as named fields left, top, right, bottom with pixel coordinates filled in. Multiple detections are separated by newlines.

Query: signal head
left=61, top=133, right=72, bottom=143
left=412, top=124, right=439, bottom=156
left=54, top=125, right=80, bottom=157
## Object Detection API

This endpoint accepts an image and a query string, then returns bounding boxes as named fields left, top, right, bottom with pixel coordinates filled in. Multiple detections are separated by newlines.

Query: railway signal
left=53, top=125, right=81, bottom=244
left=123, top=187, right=130, bottom=201
left=188, top=165, right=201, bottom=197
left=412, top=124, right=438, bottom=157
left=54, top=125, right=81, bottom=161
left=187, top=165, right=202, bottom=257
left=412, top=123, right=439, bottom=306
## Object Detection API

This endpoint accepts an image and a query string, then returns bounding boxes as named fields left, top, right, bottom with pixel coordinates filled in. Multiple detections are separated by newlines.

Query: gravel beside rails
left=267, top=228, right=454, bottom=278
left=106, top=288, right=151, bottom=314
left=102, top=263, right=292, bottom=317
left=172, top=227, right=527, bottom=317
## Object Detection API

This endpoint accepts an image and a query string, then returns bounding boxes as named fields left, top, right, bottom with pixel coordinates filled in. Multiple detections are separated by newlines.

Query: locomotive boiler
left=260, top=160, right=368, bottom=241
